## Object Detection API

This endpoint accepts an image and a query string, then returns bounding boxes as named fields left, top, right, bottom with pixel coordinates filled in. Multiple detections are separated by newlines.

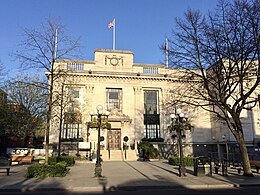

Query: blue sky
left=0, top=0, right=219, bottom=78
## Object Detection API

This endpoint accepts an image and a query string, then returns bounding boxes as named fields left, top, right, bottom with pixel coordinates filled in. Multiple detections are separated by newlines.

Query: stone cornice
left=65, top=71, right=201, bottom=83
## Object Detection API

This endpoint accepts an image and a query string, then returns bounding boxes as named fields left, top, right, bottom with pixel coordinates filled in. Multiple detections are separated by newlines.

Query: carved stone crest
left=105, top=55, right=123, bottom=66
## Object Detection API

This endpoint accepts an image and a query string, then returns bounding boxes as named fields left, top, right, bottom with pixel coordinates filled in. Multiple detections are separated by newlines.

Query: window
left=144, top=90, right=158, bottom=114
left=67, top=88, right=81, bottom=113
left=144, top=90, right=160, bottom=138
left=68, top=88, right=80, bottom=99
left=62, top=112, right=82, bottom=140
left=106, top=88, right=122, bottom=111
left=145, top=124, right=160, bottom=138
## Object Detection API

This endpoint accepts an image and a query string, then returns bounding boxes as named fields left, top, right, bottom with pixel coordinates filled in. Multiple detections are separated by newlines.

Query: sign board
left=78, top=142, right=91, bottom=150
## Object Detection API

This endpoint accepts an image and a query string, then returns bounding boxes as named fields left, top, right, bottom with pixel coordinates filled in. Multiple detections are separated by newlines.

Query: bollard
left=221, top=160, right=228, bottom=176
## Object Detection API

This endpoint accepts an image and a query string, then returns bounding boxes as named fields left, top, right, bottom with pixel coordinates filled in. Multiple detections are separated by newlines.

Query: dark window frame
left=143, top=90, right=160, bottom=139
left=62, top=112, right=82, bottom=140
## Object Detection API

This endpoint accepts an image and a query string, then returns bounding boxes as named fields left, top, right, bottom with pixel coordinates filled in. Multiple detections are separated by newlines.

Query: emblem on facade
left=105, top=55, right=123, bottom=66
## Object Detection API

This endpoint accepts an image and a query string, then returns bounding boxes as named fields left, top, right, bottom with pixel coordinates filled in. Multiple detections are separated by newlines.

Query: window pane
left=144, top=90, right=160, bottom=138
left=144, top=90, right=158, bottom=114
left=68, top=88, right=80, bottom=98
left=106, top=88, right=122, bottom=110
left=62, top=112, right=82, bottom=139
left=144, top=124, right=160, bottom=138
left=109, top=92, right=118, bottom=99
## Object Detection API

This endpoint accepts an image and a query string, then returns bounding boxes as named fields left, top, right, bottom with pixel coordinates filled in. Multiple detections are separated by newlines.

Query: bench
left=11, top=155, right=33, bottom=164
left=249, top=160, right=260, bottom=173
left=0, top=157, right=11, bottom=175
left=0, top=167, right=10, bottom=176
left=230, top=166, right=242, bottom=174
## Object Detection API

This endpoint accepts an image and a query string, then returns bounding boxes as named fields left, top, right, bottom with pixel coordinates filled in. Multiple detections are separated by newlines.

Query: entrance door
left=107, top=130, right=121, bottom=150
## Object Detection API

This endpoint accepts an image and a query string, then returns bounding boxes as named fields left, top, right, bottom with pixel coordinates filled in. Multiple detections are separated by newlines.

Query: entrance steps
left=123, top=150, right=138, bottom=161
left=100, top=150, right=138, bottom=161
left=109, top=150, right=124, bottom=161
left=100, top=150, right=109, bottom=161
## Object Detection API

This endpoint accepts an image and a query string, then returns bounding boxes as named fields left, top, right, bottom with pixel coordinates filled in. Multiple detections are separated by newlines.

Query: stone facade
left=49, top=49, right=260, bottom=160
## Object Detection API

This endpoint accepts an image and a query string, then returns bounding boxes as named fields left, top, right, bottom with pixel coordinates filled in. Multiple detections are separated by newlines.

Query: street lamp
left=89, top=105, right=110, bottom=177
left=170, top=108, right=189, bottom=177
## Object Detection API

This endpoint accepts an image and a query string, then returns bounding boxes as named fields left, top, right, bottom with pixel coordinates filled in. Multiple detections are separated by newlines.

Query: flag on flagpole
left=108, top=19, right=115, bottom=29
left=165, top=37, right=168, bottom=51
left=108, top=18, right=116, bottom=50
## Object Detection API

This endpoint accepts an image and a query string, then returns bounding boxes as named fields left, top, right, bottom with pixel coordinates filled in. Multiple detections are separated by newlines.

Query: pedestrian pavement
left=0, top=160, right=260, bottom=193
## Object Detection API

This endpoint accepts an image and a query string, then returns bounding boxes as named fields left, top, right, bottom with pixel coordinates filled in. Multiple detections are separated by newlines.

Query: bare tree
left=53, top=80, right=81, bottom=157
left=0, top=61, right=7, bottom=83
left=14, top=18, right=82, bottom=164
left=164, top=0, right=259, bottom=176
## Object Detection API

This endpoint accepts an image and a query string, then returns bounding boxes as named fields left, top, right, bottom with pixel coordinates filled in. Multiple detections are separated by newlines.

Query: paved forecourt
left=1, top=160, right=260, bottom=192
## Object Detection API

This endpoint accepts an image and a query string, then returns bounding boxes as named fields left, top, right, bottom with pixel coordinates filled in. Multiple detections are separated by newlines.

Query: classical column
left=133, top=87, right=143, bottom=141
left=84, top=85, right=94, bottom=142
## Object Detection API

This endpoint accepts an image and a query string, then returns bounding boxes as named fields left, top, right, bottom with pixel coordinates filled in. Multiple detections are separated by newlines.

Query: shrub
left=57, top=156, right=75, bottom=166
left=48, top=156, right=57, bottom=165
left=138, top=141, right=159, bottom=160
left=141, top=137, right=164, bottom=142
left=75, top=156, right=90, bottom=161
left=25, top=164, right=46, bottom=178
left=168, top=156, right=194, bottom=166
left=46, top=163, right=69, bottom=177
left=61, top=137, right=83, bottom=142
left=48, top=156, right=75, bottom=166
left=25, top=163, right=69, bottom=178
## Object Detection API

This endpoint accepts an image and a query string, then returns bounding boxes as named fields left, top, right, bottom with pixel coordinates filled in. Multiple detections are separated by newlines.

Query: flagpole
left=54, top=28, right=58, bottom=59
left=113, top=18, right=116, bottom=50
left=165, top=37, right=169, bottom=68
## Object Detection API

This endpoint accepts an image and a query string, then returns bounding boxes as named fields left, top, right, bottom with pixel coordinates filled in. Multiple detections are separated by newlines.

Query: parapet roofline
left=134, top=63, right=165, bottom=67
left=94, top=49, right=133, bottom=54
left=57, top=59, right=95, bottom=64
left=57, top=59, right=166, bottom=68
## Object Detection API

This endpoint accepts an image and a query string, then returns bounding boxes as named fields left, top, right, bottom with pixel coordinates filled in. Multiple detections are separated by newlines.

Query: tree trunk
left=58, top=84, right=64, bottom=157
left=237, top=136, right=253, bottom=177
left=226, top=115, right=253, bottom=177
left=45, top=71, right=54, bottom=165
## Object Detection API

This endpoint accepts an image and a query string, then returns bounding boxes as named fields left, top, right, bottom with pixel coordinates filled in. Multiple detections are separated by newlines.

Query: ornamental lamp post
left=170, top=108, right=189, bottom=177
left=89, top=105, right=110, bottom=177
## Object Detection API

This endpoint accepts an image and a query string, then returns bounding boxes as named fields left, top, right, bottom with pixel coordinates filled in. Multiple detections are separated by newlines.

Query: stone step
left=100, top=150, right=139, bottom=161
left=109, top=150, right=124, bottom=161
left=123, top=150, right=138, bottom=161
left=100, top=150, right=109, bottom=161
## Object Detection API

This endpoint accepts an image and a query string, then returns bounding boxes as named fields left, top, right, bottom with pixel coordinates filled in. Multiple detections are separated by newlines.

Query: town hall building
left=49, top=49, right=260, bottom=161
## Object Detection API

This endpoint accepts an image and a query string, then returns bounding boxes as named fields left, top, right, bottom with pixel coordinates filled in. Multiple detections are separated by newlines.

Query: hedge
left=48, top=156, right=75, bottom=166
left=25, top=163, right=69, bottom=178
left=141, top=138, right=164, bottom=142
left=168, top=156, right=194, bottom=166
